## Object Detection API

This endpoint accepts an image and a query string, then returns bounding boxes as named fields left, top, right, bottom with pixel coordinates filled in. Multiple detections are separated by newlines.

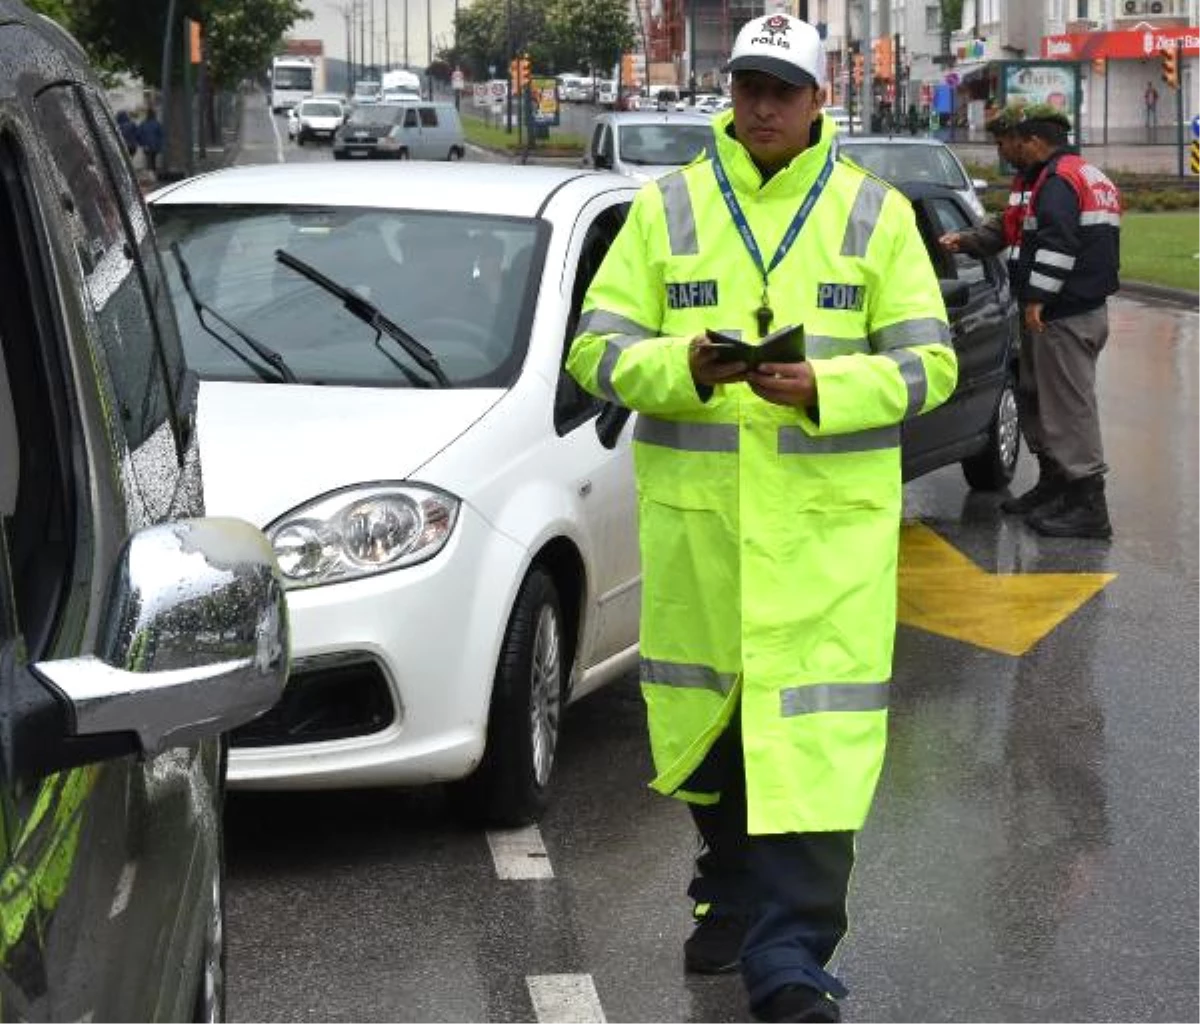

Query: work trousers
left=685, top=711, right=856, bottom=1006
left=1032, top=305, right=1109, bottom=480
left=1015, top=322, right=1045, bottom=457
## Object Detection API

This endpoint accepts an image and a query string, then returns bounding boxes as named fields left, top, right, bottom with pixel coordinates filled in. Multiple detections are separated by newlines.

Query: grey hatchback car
left=0, top=4, right=289, bottom=1020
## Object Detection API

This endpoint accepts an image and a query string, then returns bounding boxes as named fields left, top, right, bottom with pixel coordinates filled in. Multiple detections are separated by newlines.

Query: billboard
left=1000, top=61, right=1081, bottom=128
left=529, top=77, right=560, bottom=126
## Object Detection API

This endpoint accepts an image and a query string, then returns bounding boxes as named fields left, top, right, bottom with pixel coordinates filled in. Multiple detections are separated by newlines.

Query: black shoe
left=683, top=913, right=750, bottom=974
left=752, top=984, right=841, bottom=1023
left=1027, top=474, right=1113, bottom=539
left=1000, top=455, right=1065, bottom=514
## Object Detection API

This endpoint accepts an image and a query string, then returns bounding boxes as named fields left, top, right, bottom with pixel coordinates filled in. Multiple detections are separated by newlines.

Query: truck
left=270, top=55, right=324, bottom=113
left=380, top=68, right=422, bottom=99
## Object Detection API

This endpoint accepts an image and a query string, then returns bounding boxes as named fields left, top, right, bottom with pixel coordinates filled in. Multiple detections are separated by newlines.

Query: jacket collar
left=710, top=110, right=836, bottom=195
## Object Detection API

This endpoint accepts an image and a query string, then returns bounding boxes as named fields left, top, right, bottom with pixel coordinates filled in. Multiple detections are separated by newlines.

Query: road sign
left=1192, top=114, right=1199, bottom=139
left=451, top=69, right=464, bottom=91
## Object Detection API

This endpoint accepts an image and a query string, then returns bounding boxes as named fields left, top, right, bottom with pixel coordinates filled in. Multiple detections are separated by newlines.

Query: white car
left=291, top=97, right=346, bottom=145
left=583, top=110, right=714, bottom=181
left=148, top=164, right=642, bottom=824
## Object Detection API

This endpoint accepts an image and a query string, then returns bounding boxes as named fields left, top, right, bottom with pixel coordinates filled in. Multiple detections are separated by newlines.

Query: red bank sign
left=1042, top=27, right=1199, bottom=59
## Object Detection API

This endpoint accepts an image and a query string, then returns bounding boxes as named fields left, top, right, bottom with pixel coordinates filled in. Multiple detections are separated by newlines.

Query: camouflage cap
left=984, top=104, right=1024, bottom=135
left=1014, top=102, right=1072, bottom=134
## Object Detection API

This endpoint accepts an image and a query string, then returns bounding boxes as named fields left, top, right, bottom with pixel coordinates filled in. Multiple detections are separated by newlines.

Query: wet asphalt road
left=221, top=95, right=1199, bottom=1022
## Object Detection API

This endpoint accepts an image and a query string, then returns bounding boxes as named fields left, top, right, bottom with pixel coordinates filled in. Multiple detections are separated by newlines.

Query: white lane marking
left=486, top=825, right=554, bottom=880
left=108, top=862, right=137, bottom=918
left=268, top=107, right=284, bottom=163
left=527, top=974, right=607, bottom=1024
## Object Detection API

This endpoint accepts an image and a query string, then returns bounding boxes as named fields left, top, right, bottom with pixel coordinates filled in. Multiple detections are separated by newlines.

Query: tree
left=547, top=0, right=634, bottom=79
left=24, top=0, right=310, bottom=89
left=204, top=0, right=312, bottom=90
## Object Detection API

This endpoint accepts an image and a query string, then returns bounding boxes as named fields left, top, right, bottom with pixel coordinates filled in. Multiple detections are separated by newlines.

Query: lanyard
left=712, top=149, right=834, bottom=336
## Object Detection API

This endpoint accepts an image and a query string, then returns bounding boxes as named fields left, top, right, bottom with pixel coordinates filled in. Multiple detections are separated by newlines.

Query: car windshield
left=348, top=104, right=404, bottom=126
left=838, top=142, right=969, bottom=189
left=617, top=123, right=711, bottom=165
left=301, top=102, right=342, bottom=118
left=273, top=66, right=312, bottom=90
left=153, top=205, right=543, bottom=388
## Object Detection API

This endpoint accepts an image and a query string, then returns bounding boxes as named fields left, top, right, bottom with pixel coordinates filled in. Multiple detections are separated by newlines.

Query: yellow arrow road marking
left=898, top=523, right=1116, bottom=657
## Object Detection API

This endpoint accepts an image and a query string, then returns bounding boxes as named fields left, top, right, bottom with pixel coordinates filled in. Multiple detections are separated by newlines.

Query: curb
left=1118, top=279, right=1199, bottom=308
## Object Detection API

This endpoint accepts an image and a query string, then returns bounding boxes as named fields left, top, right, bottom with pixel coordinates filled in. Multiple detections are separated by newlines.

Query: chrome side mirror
left=33, top=517, right=289, bottom=756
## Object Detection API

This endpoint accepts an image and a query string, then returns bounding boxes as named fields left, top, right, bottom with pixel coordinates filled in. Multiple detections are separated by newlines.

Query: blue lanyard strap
left=712, top=149, right=835, bottom=291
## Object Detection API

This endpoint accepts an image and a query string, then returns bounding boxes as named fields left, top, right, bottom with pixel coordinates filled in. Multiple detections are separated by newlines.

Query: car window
left=419, top=107, right=438, bottom=127
left=839, top=143, right=970, bottom=190
left=302, top=102, right=343, bottom=118
left=616, top=124, right=710, bottom=166
left=557, top=203, right=630, bottom=428
left=404, top=107, right=419, bottom=127
left=154, top=205, right=544, bottom=389
left=927, top=197, right=988, bottom=286
left=36, top=86, right=174, bottom=452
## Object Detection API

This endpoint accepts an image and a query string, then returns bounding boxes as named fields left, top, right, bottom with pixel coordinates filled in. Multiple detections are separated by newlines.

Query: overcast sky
left=298, top=0, right=459, bottom=68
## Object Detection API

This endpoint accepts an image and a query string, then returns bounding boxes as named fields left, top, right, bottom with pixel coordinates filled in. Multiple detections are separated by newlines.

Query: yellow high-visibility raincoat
left=567, top=111, right=957, bottom=834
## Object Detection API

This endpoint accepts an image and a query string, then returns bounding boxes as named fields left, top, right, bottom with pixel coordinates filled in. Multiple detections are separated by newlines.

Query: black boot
left=1000, top=455, right=1065, bottom=514
left=1027, top=474, right=1113, bottom=539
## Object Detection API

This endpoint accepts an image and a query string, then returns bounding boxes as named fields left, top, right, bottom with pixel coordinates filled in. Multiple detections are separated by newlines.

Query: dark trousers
left=686, top=714, right=856, bottom=1006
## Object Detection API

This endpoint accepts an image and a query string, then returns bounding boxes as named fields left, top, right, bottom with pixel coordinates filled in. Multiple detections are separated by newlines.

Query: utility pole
left=506, top=0, right=513, bottom=133
left=862, top=0, right=873, bottom=132
left=359, top=0, right=366, bottom=82
left=370, top=0, right=375, bottom=75
left=384, top=0, right=390, bottom=71
left=404, top=0, right=409, bottom=66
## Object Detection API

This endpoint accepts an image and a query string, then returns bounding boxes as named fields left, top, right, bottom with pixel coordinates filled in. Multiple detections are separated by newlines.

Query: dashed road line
left=527, top=974, right=607, bottom=1023
left=486, top=824, right=554, bottom=880
left=267, top=107, right=284, bottom=163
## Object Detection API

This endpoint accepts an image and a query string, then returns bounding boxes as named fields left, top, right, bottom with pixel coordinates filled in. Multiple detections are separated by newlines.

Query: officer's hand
left=747, top=361, right=818, bottom=409
left=1024, top=302, right=1046, bottom=334
left=939, top=231, right=963, bottom=252
left=689, top=336, right=748, bottom=387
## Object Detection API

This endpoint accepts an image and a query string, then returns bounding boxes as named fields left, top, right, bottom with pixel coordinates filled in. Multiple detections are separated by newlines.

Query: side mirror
left=596, top=402, right=632, bottom=448
left=593, top=151, right=612, bottom=170
left=940, top=278, right=971, bottom=310
left=13, top=518, right=289, bottom=780
left=972, top=178, right=989, bottom=192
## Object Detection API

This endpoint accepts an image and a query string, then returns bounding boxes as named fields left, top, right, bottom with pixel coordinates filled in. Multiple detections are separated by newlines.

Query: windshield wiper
left=274, top=248, right=450, bottom=388
left=169, top=243, right=297, bottom=383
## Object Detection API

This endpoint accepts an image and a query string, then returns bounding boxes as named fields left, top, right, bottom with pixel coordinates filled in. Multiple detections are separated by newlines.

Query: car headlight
left=265, top=484, right=460, bottom=589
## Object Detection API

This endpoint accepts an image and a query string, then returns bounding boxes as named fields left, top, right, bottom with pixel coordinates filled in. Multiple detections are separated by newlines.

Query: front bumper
left=227, top=504, right=527, bottom=790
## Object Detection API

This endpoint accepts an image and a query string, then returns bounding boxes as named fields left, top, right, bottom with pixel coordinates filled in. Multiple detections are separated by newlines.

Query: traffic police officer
left=567, top=14, right=957, bottom=1023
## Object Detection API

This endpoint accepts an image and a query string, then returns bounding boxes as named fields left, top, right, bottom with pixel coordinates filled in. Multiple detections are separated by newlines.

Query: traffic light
left=509, top=54, right=531, bottom=89
left=1161, top=44, right=1179, bottom=90
left=853, top=53, right=864, bottom=87
left=872, top=36, right=892, bottom=81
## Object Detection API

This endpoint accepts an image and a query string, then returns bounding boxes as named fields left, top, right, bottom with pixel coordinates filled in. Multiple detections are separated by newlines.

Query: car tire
left=448, top=566, right=565, bottom=827
left=296, top=134, right=304, bottom=146
left=961, top=372, right=1020, bottom=490
left=192, top=742, right=227, bottom=1023
left=448, top=146, right=463, bottom=161
left=396, top=147, right=410, bottom=160
left=333, top=151, right=346, bottom=160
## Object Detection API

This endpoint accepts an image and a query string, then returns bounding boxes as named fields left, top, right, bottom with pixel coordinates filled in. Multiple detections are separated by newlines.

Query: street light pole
left=384, top=0, right=390, bottom=72
left=404, top=0, right=409, bottom=66
left=506, top=0, right=513, bottom=133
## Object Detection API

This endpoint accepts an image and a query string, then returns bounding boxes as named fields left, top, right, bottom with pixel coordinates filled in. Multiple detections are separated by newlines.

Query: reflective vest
left=1018, top=152, right=1121, bottom=309
left=567, top=111, right=958, bottom=834
left=1001, top=172, right=1030, bottom=271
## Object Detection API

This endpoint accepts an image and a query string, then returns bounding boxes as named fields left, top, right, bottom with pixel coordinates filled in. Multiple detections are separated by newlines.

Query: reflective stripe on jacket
left=1018, top=151, right=1121, bottom=316
left=566, top=110, right=957, bottom=834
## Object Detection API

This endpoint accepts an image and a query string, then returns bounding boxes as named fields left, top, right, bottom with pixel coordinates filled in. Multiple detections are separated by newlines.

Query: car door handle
left=578, top=480, right=593, bottom=498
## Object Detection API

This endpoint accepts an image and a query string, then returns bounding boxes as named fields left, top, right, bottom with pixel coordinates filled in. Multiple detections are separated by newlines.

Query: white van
left=375, top=101, right=465, bottom=160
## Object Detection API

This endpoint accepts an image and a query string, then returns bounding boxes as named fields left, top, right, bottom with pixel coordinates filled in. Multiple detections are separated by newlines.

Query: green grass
left=1121, top=211, right=1199, bottom=292
left=461, top=111, right=585, bottom=155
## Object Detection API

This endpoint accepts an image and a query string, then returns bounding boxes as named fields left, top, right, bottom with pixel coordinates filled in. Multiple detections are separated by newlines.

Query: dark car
left=0, top=4, right=289, bottom=1020
left=332, top=102, right=408, bottom=159
left=898, top=181, right=1020, bottom=489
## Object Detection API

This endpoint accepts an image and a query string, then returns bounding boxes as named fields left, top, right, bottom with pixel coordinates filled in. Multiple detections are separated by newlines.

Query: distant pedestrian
left=1144, top=81, right=1159, bottom=138
left=137, top=107, right=163, bottom=176
left=116, top=110, right=139, bottom=158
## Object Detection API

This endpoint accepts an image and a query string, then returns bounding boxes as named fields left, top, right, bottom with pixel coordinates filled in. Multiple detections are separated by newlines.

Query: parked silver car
left=834, top=134, right=989, bottom=217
